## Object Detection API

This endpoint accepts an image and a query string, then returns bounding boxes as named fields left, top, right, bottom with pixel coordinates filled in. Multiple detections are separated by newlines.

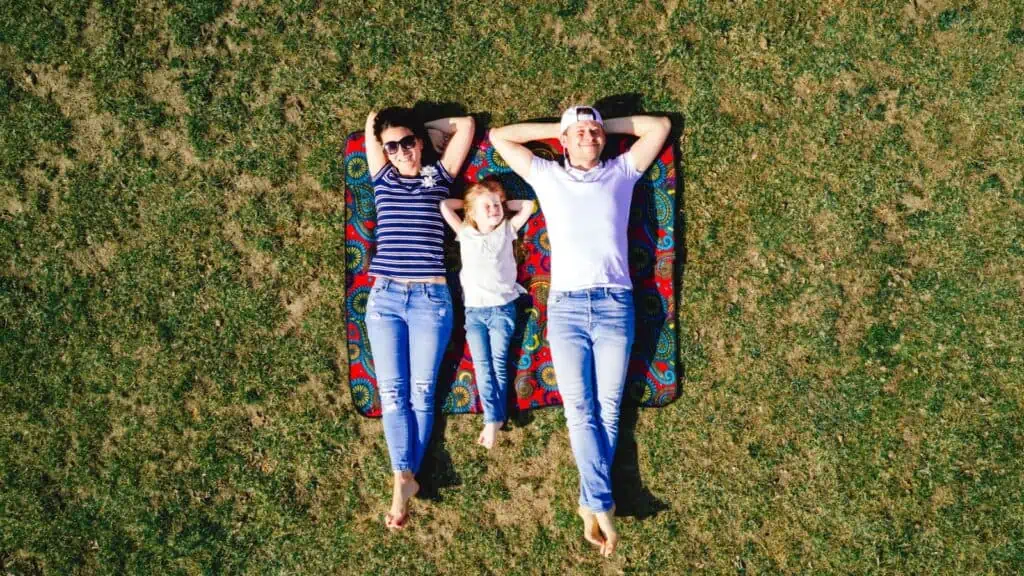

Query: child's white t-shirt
left=457, top=220, right=527, bottom=308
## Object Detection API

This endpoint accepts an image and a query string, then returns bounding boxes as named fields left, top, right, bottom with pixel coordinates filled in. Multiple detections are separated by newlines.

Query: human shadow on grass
left=598, top=93, right=685, bottom=519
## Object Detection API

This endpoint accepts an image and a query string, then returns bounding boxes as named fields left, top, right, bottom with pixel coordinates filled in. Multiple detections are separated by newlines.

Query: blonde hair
left=463, top=177, right=507, bottom=231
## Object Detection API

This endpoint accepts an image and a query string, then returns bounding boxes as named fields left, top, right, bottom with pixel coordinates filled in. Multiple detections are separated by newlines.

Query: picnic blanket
left=344, top=132, right=679, bottom=417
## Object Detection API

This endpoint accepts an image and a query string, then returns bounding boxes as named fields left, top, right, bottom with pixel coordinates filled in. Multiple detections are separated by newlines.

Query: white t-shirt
left=525, top=152, right=643, bottom=291
left=457, top=219, right=527, bottom=308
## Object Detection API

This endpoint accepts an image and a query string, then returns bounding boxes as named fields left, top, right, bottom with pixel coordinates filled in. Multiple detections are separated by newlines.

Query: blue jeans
left=547, top=287, right=635, bottom=513
left=366, top=278, right=454, bottom=473
left=464, top=301, right=517, bottom=424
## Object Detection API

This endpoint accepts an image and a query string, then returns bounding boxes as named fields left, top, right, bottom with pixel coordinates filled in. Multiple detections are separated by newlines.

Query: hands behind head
left=426, top=127, right=451, bottom=154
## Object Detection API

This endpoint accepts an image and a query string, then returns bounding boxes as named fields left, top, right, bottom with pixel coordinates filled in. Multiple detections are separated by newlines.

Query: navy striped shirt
left=369, top=160, right=453, bottom=279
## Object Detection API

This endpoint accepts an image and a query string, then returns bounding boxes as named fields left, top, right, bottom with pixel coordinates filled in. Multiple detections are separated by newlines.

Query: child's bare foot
left=477, top=422, right=502, bottom=449
left=385, top=471, right=419, bottom=531
left=595, top=506, right=618, bottom=557
left=577, top=507, right=606, bottom=549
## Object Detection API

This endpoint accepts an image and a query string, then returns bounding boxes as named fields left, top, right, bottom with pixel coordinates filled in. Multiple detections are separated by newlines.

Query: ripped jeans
left=366, top=277, right=453, bottom=473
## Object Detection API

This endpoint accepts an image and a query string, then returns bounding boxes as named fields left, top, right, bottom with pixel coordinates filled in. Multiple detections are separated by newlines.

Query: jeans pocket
left=425, top=286, right=450, bottom=305
left=608, top=289, right=632, bottom=305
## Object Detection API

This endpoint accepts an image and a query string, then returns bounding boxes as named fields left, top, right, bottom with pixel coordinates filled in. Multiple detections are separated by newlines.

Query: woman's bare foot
left=385, top=471, right=419, bottom=531
left=577, top=507, right=606, bottom=549
left=594, top=506, right=618, bottom=557
left=477, top=422, right=502, bottom=449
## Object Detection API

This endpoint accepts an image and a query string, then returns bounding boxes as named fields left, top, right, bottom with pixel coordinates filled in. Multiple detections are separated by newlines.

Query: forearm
left=490, top=123, right=561, bottom=144
left=603, top=115, right=670, bottom=137
left=365, top=111, right=378, bottom=139
left=505, top=199, right=533, bottom=211
left=439, top=200, right=464, bottom=230
left=425, top=116, right=474, bottom=135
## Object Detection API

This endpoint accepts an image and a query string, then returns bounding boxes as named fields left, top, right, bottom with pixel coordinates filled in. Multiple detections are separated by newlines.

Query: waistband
left=550, top=286, right=632, bottom=298
left=373, top=277, right=449, bottom=291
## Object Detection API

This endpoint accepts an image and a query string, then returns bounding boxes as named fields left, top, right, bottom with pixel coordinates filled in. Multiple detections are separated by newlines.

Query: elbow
left=656, top=116, right=671, bottom=135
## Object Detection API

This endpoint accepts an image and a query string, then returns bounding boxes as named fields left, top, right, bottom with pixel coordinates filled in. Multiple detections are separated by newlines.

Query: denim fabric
left=366, top=278, right=453, bottom=472
left=547, top=287, right=635, bottom=512
left=464, top=300, right=517, bottom=424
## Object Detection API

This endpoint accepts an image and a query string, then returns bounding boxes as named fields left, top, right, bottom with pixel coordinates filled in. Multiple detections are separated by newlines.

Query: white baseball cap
left=559, top=106, right=603, bottom=133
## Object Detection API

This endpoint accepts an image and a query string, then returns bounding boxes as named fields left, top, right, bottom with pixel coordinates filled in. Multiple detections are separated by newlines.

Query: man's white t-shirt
left=525, top=152, right=643, bottom=291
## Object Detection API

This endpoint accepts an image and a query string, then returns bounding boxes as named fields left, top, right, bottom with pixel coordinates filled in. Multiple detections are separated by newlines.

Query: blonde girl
left=440, top=178, right=535, bottom=448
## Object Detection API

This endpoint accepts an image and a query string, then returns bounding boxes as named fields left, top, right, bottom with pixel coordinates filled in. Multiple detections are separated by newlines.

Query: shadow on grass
left=597, top=93, right=685, bottom=519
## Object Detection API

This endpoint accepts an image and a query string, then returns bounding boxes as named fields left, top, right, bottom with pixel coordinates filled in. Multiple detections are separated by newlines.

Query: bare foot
left=476, top=422, right=502, bottom=450
left=385, top=471, right=419, bottom=531
left=577, top=507, right=606, bottom=549
left=594, top=506, right=618, bottom=557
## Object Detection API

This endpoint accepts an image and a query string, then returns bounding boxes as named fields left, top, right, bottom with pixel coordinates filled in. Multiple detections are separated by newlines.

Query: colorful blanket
left=344, top=132, right=678, bottom=417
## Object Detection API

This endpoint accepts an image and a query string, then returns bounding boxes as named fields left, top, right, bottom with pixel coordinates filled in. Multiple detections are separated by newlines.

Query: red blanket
left=344, top=133, right=678, bottom=417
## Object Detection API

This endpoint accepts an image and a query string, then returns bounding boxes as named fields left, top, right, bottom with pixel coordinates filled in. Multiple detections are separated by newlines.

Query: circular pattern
left=543, top=390, right=562, bottom=405
left=515, top=373, right=533, bottom=399
left=631, top=244, right=654, bottom=276
left=640, top=381, right=654, bottom=403
left=533, top=143, right=559, bottom=161
left=641, top=289, right=664, bottom=319
left=538, top=361, right=558, bottom=392
left=656, top=328, right=675, bottom=362
left=348, top=342, right=360, bottom=363
left=351, top=379, right=374, bottom=413
left=537, top=231, right=551, bottom=255
left=651, top=385, right=675, bottom=403
left=346, top=245, right=364, bottom=271
left=644, top=161, right=664, bottom=187
left=486, top=145, right=509, bottom=170
left=655, top=254, right=673, bottom=280
left=450, top=381, right=472, bottom=409
left=348, top=285, right=371, bottom=318
left=347, top=154, right=368, bottom=180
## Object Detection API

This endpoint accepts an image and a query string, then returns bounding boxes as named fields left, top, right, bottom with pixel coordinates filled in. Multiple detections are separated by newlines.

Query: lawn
left=2, top=0, right=1023, bottom=574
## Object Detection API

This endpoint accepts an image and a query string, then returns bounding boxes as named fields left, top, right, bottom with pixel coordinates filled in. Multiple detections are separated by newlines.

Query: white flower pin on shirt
left=420, top=165, right=438, bottom=188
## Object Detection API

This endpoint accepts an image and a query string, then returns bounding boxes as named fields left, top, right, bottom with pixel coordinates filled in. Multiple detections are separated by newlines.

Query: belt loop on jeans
left=377, top=277, right=391, bottom=291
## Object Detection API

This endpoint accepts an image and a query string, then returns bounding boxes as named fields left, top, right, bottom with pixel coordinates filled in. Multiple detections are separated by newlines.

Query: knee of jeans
left=379, top=385, right=403, bottom=414
left=563, top=400, right=597, bottom=428
left=410, top=379, right=435, bottom=411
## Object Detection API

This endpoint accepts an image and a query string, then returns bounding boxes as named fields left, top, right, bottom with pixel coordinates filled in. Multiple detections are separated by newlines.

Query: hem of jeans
left=578, top=501, right=614, bottom=514
left=391, top=465, right=413, bottom=473
left=482, top=417, right=506, bottom=425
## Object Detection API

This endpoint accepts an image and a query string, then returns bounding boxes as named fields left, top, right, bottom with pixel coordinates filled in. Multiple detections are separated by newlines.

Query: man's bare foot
left=385, top=471, right=419, bottom=531
left=594, top=506, right=618, bottom=557
left=577, top=507, right=605, bottom=549
left=477, top=422, right=502, bottom=449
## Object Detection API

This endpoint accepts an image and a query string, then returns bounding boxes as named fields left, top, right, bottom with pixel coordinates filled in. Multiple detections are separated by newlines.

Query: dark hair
left=373, top=107, right=438, bottom=165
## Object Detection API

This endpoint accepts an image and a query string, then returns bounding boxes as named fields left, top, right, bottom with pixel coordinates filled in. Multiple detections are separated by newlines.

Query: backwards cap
left=559, top=106, right=603, bottom=133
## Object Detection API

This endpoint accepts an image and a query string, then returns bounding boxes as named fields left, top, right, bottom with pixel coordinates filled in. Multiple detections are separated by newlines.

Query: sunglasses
left=382, top=135, right=418, bottom=155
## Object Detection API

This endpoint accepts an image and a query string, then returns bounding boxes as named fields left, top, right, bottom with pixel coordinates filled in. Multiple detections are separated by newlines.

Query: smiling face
left=560, top=120, right=606, bottom=169
left=379, top=126, right=423, bottom=175
left=468, top=190, right=505, bottom=231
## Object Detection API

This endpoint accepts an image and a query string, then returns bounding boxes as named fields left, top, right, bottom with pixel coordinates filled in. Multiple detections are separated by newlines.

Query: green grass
left=3, top=0, right=1024, bottom=574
